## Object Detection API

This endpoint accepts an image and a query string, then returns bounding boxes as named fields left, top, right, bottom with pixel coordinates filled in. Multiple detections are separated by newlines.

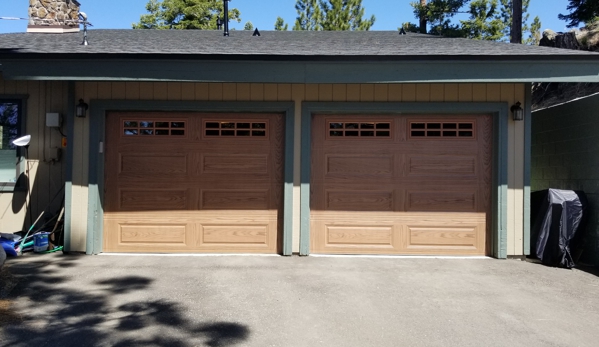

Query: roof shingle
left=0, top=29, right=597, bottom=58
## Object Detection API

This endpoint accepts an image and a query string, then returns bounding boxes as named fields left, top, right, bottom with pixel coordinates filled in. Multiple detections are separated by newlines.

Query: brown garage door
left=103, top=112, right=284, bottom=253
left=311, top=114, right=492, bottom=255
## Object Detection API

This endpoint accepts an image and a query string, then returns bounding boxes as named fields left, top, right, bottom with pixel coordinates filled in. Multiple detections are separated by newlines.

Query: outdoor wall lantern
left=76, top=99, right=88, bottom=118
left=511, top=102, right=524, bottom=121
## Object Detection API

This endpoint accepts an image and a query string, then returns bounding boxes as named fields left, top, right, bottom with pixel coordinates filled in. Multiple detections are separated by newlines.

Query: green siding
left=532, top=94, right=599, bottom=265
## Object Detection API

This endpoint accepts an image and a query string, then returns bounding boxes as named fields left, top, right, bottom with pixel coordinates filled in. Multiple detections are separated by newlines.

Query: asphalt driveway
left=1, top=254, right=599, bottom=347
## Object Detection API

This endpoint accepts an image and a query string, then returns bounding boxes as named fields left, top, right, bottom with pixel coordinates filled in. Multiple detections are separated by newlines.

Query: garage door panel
left=325, top=190, right=394, bottom=211
left=405, top=190, right=477, bottom=212
left=407, top=155, right=477, bottom=176
left=200, top=189, right=270, bottom=210
left=200, top=225, right=270, bottom=246
left=200, top=154, right=269, bottom=175
left=103, top=220, right=195, bottom=253
left=118, top=189, right=189, bottom=211
left=324, top=154, right=395, bottom=178
left=120, top=153, right=189, bottom=175
left=407, top=226, right=478, bottom=248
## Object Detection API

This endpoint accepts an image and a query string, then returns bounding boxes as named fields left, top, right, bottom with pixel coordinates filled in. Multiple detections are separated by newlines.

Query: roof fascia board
left=2, top=59, right=599, bottom=83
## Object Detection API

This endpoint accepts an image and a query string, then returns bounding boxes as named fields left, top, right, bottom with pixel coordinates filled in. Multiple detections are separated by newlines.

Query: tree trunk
left=420, top=0, right=427, bottom=34
left=511, top=0, right=522, bottom=43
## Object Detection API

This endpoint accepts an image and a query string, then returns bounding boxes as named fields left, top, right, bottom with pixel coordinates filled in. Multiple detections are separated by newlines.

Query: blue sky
left=0, top=1, right=575, bottom=34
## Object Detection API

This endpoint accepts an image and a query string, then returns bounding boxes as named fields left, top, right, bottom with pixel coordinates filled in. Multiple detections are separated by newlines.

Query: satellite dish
left=12, top=135, right=31, bottom=147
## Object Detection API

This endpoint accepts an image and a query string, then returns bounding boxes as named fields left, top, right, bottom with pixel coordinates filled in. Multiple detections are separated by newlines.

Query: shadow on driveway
left=1, top=254, right=250, bottom=347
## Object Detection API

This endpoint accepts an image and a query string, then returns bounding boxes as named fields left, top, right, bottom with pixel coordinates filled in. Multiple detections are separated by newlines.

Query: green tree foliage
left=460, top=0, right=503, bottom=40
left=293, top=0, right=323, bottom=30
left=558, top=0, right=599, bottom=28
left=292, top=0, right=375, bottom=31
left=244, top=21, right=254, bottom=30
left=133, top=0, right=241, bottom=30
left=274, top=16, right=289, bottom=31
left=527, top=15, right=542, bottom=45
left=410, top=0, right=467, bottom=36
left=497, top=0, right=541, bottom=43
left=408, top=0, right=541, bottom=44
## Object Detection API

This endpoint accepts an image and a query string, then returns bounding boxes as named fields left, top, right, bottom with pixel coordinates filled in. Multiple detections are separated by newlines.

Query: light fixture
left=216, top=17, right=223, bottom=30
left=12, top=135, right=31, bottom=148
left=511, top=102, right=524, bottom=121
left=12, top=135, right=33, bottom=227
left=76, top=99, right=88, bottom=117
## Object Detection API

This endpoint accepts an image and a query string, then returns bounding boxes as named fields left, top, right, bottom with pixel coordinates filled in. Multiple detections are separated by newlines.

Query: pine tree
left=409, top=0, right=541, bottom=43
left=460, top=0, right=503, bottom=41
left=293, top=0, right=323, bottom=30
left=558, top=0, right=599, bottom=28
left=133, top=0, right=241, bottom=30
left=292, top=0, right=375, bottom=31
left=275, top=17, right=289, bottom=31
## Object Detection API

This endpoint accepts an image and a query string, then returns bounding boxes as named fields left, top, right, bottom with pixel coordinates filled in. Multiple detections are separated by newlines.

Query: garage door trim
left=85, top=100, right=295, bottom=255
left=300, top=102, right=509, bottom=258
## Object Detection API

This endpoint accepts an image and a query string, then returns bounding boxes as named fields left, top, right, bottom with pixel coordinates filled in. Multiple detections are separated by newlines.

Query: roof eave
left=2, top=56, right=599, bottom=83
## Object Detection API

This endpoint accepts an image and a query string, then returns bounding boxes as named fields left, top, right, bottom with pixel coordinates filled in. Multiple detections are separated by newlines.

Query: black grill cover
left=531, top=189, right=588, bottom=268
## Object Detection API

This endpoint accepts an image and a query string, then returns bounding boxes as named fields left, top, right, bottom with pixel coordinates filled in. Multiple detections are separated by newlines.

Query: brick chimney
left=28, top=0, right=81, bottom=33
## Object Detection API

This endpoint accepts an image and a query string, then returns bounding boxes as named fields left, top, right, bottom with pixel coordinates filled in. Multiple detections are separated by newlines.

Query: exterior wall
left=0, top=75, right=68, bottom=234
left=532, top=94, right=599, bottom=265
left=71, top=82, right=526, bottom=256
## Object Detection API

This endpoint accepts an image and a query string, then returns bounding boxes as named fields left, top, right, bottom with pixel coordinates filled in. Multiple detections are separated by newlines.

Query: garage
left=310, top=114, right=492, bottom=256
left=103, top=112, right=285, bottom=253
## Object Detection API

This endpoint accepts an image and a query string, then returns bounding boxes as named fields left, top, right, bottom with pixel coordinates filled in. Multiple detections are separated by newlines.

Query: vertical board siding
left=458, top=84, right=474, bottom=102
left=402, top=84, right=416, bottom=102
left=125, top=82, right=140, bottom=100
left=388, top=84, right=402, bottom=102
left=319, top=84, right=333, bottom=102
left=513, top=83, right=526, bottom=255
left=444, top=84, right=459, bottom=102
left=472, top=84, right=487, bottom=102
left=181, top=83, right=195, bottom=101
left=195, top=83, right=209, bottom=100
left=59, top=82, right=525, bottom=255
left=305, top=84, right=319, bottom=101
left=278, top=84, right=292, bottom=101
left=374, top=85, right=388, bottom=102
left=0, top=76, right=67, bottom=237
left=332, top=84, right=347, bottom=102
left=167, top=82, right=183, bottom=101
left=209, top=83, right=223, bottom=101
left=264, top=84, right=279, bottom=101
left=416, top=84, right=430, bottom=102
left=500, top=83, right=517, bottom=256
left=359, top=84, right=375, bottom=101
left=222, top=83, right=237, bottom=101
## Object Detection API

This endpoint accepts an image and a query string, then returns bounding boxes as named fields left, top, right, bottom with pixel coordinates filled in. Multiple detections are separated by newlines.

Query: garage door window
left=410, top=122, right=474, bottom=138
left=328, top=122, right=391, bottom=137
left=204, top=121, right=267, bottom=137
left=123, top=120, right=186, bottom=136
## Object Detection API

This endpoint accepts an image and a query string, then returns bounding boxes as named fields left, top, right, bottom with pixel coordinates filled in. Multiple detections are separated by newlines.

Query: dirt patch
left=0, top=267, right=22, bottom=326
left=0, top=267, right=19, bottom=298
left=0, top=299, right=22, bottom=326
